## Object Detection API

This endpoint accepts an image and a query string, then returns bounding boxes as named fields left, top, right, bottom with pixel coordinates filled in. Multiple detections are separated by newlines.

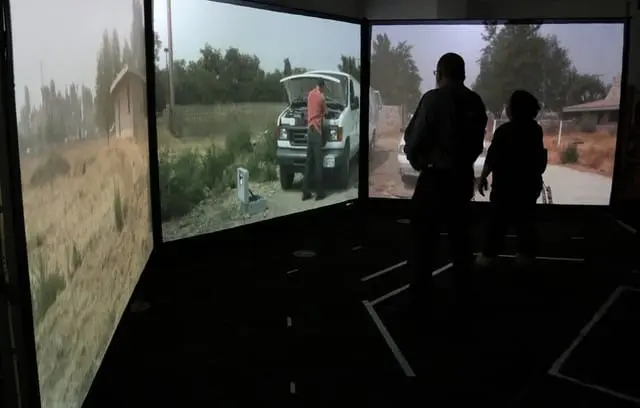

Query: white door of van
left=348, top=79, right=360, bottom=155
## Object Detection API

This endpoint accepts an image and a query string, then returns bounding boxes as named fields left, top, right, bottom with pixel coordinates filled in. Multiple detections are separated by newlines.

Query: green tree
left=111, top=30, right=123, bottom=74
left=19, top=86, right=31, bottom=138
left=370, top=33, right=422, bottom=111
left=81, top=85, right=95, bottom=138
left=95, top=30, right=115, bottom=137
left=130, top=0, right=145, bottom=73
left=473, top=24, right=549, bottom=114
left=472, top=24, right=606, bottom=114
left=337, top=55, right=361, bottom=81
left=283, top=58, right=292, bottom=76
left=123, top=39, right=133, bottom=68
left=153, top=33, right=167, bottom=113
left=565, top=72, right=608, bottom=105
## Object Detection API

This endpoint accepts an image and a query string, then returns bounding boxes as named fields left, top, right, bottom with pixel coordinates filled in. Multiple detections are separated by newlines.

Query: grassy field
left=159, top=102, right=286, bottom=141
left=157, top=103, right=283, bottom=235
left=21, top=136, right=152, bottom=407
left=544, top=131, right=617, bottom=177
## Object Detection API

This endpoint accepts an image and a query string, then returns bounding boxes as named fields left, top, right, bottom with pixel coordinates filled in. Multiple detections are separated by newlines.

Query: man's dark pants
left=408, top=167, right=475, bottom=311
left=302, top=127, right=325, bottom=197
left=407, top=167, right=474, bottom=379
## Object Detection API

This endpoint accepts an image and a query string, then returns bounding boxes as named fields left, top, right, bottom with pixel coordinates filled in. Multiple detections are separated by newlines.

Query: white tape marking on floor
left=370, top=284, right=410, bottom=307
left=613, top=218, right=637, bottom=235
left=548, top=286, right=625, bottom=376
left=368, top=263, right=453, bottom=306
left=551, top=372, right=640, bottom=404
left=548, top=286, right=640, bottom=404
left=286, top=268, right=299, bottom=275
left=362, top=300, right=416, bottom=377
left=432, top=262, right=453, bottom=277
left=361, top=261, right=407, bottom=282
left=497, top=254, right=585, bottom=262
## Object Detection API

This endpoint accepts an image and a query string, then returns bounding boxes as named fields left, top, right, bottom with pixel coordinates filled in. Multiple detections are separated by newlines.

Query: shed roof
left=110, top=65, right=146, bottom=94
left=562, top=74, right=621, bottom=113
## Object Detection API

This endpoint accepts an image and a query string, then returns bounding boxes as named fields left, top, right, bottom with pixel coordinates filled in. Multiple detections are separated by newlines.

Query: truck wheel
left=336, top=143, right=350, bottom=190
left=279, top=166, right=294, bottom=190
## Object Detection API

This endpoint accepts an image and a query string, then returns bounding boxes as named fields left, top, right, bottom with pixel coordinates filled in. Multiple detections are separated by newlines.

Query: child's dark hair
left=509, top=90, right=541, bottom=121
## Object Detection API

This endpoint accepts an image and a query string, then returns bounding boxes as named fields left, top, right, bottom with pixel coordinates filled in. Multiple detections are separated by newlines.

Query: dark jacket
left=486, top=119, right=547, bottom=201
left=403, top=83, right=487, bottom=173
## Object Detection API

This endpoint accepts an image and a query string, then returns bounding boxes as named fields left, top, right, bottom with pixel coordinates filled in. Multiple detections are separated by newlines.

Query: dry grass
left=544, top=131, right=617, bottom=177
left=164, top=102, right=285, bottom=139
left=21, top=136, right=152, bottom=407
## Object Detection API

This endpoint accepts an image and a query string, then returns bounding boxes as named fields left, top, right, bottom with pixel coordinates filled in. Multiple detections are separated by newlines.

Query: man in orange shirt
left=302, top=79, right=328, bottom=201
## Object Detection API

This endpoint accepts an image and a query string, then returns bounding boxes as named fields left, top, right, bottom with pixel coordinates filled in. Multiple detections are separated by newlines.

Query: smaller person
left=476, top=90, right=548, bottom=267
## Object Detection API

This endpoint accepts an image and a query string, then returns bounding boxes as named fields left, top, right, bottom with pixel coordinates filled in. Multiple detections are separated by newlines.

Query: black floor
left=83, top=206, right=639, bottom=407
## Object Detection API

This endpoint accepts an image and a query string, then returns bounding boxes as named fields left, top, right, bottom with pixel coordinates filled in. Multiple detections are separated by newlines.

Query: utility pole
left=166, top=0, right=176, bottom=134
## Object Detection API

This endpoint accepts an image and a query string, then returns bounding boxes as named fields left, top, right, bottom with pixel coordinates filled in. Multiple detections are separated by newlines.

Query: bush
left=578, top=118, right=597, bottom=133
left=200, top=144, right=235, bottom=191
left=225, top=128, right=254, bottom=156
left=246, top=128, right=278, bottom=182
left=32, top=254, right=66, bottom=324
left=158, top=148, right=206, bottom=221
left=158, top=125, right=280, bottom=222
left=30, top=152, right=70, bottom=186
left=561, top=143, right=579, bottom=164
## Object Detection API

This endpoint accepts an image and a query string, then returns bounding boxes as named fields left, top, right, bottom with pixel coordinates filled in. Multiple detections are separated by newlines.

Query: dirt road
left=368, top=130, right=613, bottom=205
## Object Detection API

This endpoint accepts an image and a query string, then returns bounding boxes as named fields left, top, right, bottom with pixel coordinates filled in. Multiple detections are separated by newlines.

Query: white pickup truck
left=276, top=70, right=361, bottom=191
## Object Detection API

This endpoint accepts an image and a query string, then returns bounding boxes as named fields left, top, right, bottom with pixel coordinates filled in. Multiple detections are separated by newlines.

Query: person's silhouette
left=476, top=90, right=548, bottom=267
left=403, top=53, right=487, bottom=316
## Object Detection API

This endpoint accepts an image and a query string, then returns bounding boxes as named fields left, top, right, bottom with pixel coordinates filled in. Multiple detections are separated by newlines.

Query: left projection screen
left=10, top=0, right=153, bottom=406
left=154, top=0, right=361, bottom=241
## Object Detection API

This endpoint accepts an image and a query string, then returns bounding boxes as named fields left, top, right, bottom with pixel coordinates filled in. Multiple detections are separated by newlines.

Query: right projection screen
left=368, top=22, right=625, bottom=205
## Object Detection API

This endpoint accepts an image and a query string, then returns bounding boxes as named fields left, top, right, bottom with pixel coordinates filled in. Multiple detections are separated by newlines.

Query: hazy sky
left=373, top=23, right=625, bottom=92
left=11, top=0, right=134, bottom=108
left=10, top=0, right=359, bottom=109
left=153, top=1, right=360, bottom=75
left=9, top=0, right=623, bottom=110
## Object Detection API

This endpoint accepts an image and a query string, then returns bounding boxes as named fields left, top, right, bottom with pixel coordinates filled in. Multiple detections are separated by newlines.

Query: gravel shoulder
left=162, top=164, right=359, bottom=241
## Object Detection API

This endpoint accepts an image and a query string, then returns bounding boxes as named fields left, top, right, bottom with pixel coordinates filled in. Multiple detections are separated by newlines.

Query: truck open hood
left=280, top=73, right=345, bottom=107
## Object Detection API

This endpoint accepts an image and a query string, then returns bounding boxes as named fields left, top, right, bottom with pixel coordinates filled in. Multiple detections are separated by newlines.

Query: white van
left=276, top=70, right=361, bottom=190
left=368, top=88, right=383, bottom=149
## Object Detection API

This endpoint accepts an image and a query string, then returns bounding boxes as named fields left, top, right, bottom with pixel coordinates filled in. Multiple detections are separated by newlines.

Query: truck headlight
left=328, top=127, right=342, bottom=141
left=279, top=128, right=288, bottom=140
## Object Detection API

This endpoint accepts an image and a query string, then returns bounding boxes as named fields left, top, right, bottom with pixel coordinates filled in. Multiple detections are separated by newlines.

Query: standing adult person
left=403, top=53, right=488, bottom=316
left=302, top=79, right=328, bottom=201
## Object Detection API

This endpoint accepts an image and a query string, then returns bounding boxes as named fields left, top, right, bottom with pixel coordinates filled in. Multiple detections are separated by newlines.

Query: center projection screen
left=10, top=0, right=153, bottom=406
left=154, top=0, right=361, bottom=242
left=368, top=21, right=625, bottom=205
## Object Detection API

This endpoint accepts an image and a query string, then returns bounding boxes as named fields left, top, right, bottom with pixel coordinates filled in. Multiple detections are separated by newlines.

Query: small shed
left=562, top=75, right=621, bottom=132
left=110, top=65, right=147, bottom=141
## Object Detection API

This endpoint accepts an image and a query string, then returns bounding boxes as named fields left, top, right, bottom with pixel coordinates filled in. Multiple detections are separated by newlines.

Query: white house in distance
left=110, top=65, right=147, bottom=140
